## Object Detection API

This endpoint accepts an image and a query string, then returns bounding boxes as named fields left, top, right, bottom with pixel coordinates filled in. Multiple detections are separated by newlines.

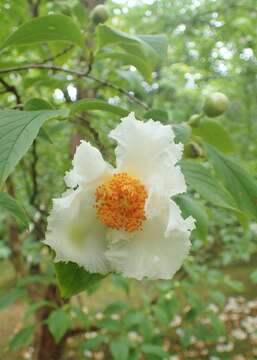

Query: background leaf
left=97, top=25, right=168, bottom=68
left=205, top=144, right=257, bottom=219
left=9, top=326, right=35, bottom=350
left=0, top=288, right=26, bottom=310
left=193, top=119, right=234, bottom=153
left=181, top=161, right=236, bottom=210
left=71, top=99, right=129, bottom=117
left=24, top=98, right=53, bottom=111
left=0, top=192, right=28, bottom=226
left=47, top=309, right=71, bottom=343
left=110, top=337, right=129, bottom=360
left=176, top=195, right=208, bottom=240
left=2, top=15, right=84, bottom=50
left=0, top=109, right=68, bottom=186
left=97, top=51, right=152, bottom=82
left=173, top=123, right=192, bottom=144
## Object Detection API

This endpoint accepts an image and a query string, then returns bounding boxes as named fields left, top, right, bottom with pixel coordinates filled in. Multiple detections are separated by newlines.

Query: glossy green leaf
left=181, top=161, right=236, bottom=210
left=47, top=309, right=71, bottom=343
left=0, top=109, right=68, bottom=186
left=2, top=15, right=84, bottom=50
left=9, top=326, right=35, bottom=350
left=97, top=51, right=152, bottom=82
left=193, top=119, right=234, bottom=153
left=0, top=192, right=28, bottom=226
left=55, top=261, right=105, bottom=298
left=176, top=195, right=208, bottom=240
left=205, top=144, right=257, bottom=219
left=71, top=99, right=129, bottom=117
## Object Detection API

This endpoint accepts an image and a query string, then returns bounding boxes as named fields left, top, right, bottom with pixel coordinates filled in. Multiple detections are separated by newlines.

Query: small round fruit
left=203, top=92, right=229, bottom=118
left=91, top=5, right=109, bottom=25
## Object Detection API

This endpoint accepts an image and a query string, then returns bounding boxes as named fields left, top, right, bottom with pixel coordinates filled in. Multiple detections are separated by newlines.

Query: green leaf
left=0, top=192, right=28, bottom=226
left=97, top=51, right=152, bottom=82
left=153, top=305, right=170, bottom=326
left=47, top=309, right=71, bottom=343
left=144, top=109, right=169, bottom=122
left=205, top=144, right=257, bottom=219
left=55, top=261, right=105, bottom=298
left=71, top=99, right=129, bottom=117
left=173, top=123, right=192, bottom=144
left=71, top=306, right=90, bottom=328
left=10, top=326, right=35, bottom=350
left=181, top=161, right=236, bottom=210
left=141, top=344, right=167, bottom=358
left=2, top=15, right=84, bottom=50
left=83, top=334, right=106, bottom=350
left=112, top=274, right=130, bottom=294
left=193, top=119, right=234, bottom=153
left=210, top=291, right=226, bottom=306
left=250, top=269, right=257, bottom=284
left=97, top=25, right=168, bottom=67
left=0, top=288, right=26, bottom=310
left=138, top=34, right=168, bottom=59
left=175, top=195, right=208, bottom=240
left=24, top=99, right=54, bottom=144
left=110, top=337, right=129, bottom=360
left=23, top=301, right=55, bottom=320
left=0, top=109, right=68, bottom=186
left=24, top=98, right=53, bottom=111
left=123, top=311, right=144, bottom=329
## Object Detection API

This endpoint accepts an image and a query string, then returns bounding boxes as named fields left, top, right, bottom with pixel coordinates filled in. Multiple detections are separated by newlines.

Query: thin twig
left=30, top=140, right=39, bottom=206
left=40, top=45, right=74, bottom=64
left=28, top=0, right=41, bottom=17
left=76, top=115, right=105, bottom=154
left=0, top=64, right=149, bottom=109
left=64, top=325, right=99, bottom=340
left=0, top=77, right=22, bottom=105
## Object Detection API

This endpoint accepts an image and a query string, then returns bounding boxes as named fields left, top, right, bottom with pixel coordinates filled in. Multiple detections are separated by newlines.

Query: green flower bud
left=203, top=92, right=229, bottom=118
left=188, top=114, right=202, bottom=127
left=91, top=5, right=109, bottom=25
left=184, top=141, right=203, bottom=159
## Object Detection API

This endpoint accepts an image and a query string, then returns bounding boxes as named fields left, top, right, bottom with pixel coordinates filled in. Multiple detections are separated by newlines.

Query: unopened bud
left=91, top=5, right=109, bottom=25
left=203, top=92, right=229, bottom=118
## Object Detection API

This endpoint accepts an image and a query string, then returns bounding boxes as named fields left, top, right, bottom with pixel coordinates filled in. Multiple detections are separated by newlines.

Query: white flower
left=44, top=113, right=195, bottom=280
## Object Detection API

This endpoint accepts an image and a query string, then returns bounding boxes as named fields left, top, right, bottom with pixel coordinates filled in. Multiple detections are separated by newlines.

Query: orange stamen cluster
left=95, top=172, right=147, bottom=232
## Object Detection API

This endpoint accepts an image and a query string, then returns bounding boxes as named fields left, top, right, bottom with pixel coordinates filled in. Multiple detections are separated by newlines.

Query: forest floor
left=0, top=260, right=256, bottom=360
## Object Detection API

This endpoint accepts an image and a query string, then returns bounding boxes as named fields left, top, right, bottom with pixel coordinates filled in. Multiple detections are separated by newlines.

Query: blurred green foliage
left=0, top=0, right=256, bottom=359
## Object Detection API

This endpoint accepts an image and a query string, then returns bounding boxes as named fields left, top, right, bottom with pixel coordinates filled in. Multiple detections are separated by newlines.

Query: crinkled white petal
left=145, top=165, right=186, bottom=218
left=109, top=112, right=181, bottom=176
left=105, top=200, right=195, bottom=280
left=44, top=188, right=110, bottom=274
left=110, top=113, right=186, bottom=218
left=65, top=140, right=112, bottom=188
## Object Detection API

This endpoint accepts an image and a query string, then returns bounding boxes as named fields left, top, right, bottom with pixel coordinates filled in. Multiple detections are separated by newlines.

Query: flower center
left=95, top=172, right=147, bottom=232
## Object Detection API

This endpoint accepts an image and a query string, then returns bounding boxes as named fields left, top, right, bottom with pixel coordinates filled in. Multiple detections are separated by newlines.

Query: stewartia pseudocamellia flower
left=44, top=113, right=195, bottom=280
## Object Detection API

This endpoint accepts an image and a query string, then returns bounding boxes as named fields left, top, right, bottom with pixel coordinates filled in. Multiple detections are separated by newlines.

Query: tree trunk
left=33, top=285, right=66, bottom=360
